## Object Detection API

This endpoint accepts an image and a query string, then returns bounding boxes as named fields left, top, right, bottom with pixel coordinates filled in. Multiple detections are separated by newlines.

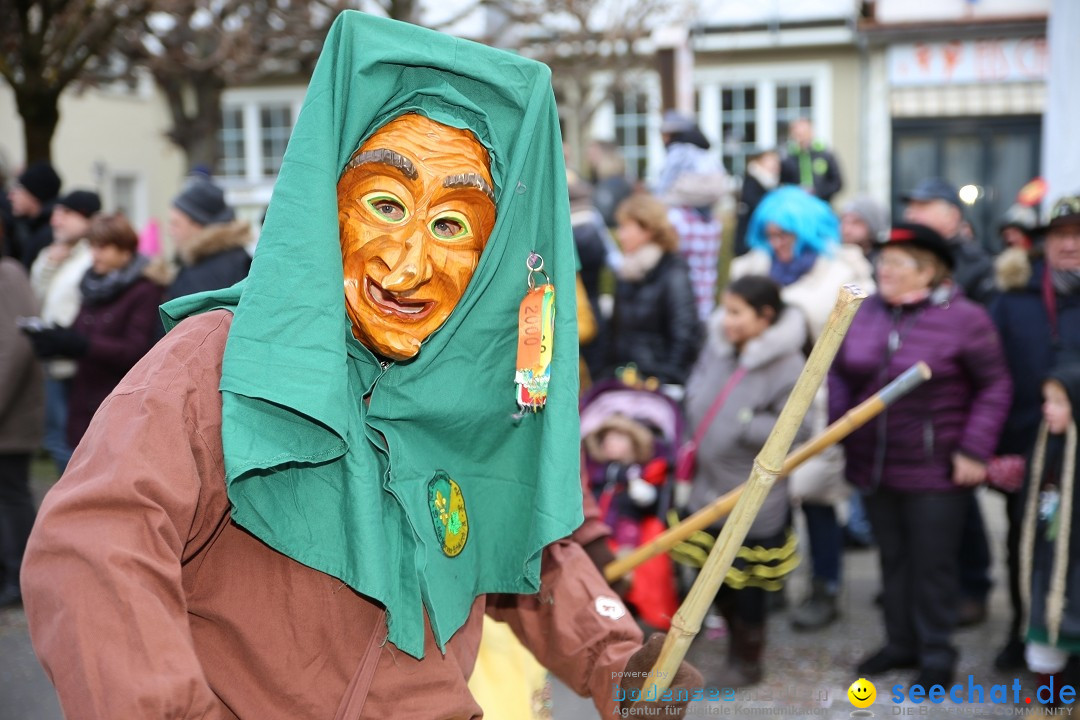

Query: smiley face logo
left=848, top=678, right=876, bottom=708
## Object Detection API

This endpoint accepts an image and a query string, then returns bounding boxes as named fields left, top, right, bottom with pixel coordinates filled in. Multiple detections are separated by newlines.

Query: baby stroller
left=580, top=378, right=685, bottom=630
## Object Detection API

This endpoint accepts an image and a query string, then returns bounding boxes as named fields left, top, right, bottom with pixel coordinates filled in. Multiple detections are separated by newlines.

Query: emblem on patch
left=428, top=471, right=469, bottom=557
left=595, top=595, right=626, bottom=620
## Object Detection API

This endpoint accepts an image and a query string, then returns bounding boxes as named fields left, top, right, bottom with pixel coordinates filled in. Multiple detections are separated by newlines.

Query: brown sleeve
left=570, top=480, right=610, bottom=547
left=21, top=314, right=234, bottom=720
left=485, top=539, right=644, bottom=717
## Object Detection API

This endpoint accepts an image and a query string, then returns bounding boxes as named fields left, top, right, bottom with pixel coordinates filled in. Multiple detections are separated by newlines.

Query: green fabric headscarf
left=161, top=10, right=582, bottom=659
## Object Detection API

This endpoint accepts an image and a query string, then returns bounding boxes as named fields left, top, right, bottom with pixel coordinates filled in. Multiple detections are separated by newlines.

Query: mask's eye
left=362, top=192, right=408, bottom=223
left=430, top=212, right=471, bottom=241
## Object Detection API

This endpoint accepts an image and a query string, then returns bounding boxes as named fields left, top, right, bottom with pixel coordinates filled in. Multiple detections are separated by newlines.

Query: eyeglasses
left=874, top=254, right=918, bottom=270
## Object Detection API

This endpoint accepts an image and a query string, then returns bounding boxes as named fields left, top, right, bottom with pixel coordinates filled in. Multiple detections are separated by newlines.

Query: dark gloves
left=22, top=326, right=89, bottom=359
left=581, top=537, right=632, bottom=599
left=619, top=633, right=704, bottom=717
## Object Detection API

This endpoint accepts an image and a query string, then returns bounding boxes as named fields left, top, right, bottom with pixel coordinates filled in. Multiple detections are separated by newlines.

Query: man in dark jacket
left=158, top=178, right=252, bottom=303
left=902, top=177, right=995, bottom=305
left=779, top=118, right=842, bottom=203
left=989, top=194, right=1080, bottom=670
left=8, top=162, right=61, bottom=271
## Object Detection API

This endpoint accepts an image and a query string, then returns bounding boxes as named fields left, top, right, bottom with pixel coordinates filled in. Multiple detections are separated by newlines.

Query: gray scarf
left=80, top=254, right=150, bottom=305
left=1051, top=268, right=1080, bottom=296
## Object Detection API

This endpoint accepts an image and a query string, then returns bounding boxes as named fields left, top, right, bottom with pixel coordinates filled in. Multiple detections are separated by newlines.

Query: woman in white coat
left=730, top=186, right=875, bottom=630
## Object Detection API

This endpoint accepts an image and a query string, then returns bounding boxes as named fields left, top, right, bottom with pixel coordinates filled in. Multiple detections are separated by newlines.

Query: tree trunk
left=189, top=80, right=224, bottom=172
left=387, top=0, right=420, bottom=23
left=15, top=88, right=62, bottom=165
left=185, top=125, right=220, bottom=173
left=159, top=71, right=225, bottom=174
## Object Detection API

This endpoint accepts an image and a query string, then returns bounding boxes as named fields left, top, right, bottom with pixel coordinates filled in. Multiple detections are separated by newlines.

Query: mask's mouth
left=365, top=277, right=435, bottom=320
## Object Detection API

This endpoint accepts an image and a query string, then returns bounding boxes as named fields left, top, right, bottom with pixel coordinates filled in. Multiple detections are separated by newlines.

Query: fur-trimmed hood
left=583, top=414, right=656, bottom=466
left=144, top=220, right=252, bottom=288
left=705, top=304, right=808, bottom=371
left=179, top=220, right=252, bottom=266
left=995, top=246, right=1035, bottom=292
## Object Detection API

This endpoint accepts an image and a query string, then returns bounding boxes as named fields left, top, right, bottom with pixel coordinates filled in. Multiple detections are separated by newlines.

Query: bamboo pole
left=636, top=284, right=866, bottom=702
left=603, top=361, right=931, bottom=584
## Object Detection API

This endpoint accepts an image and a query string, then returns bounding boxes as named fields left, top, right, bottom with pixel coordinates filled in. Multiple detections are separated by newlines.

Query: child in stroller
left=581, top=379, right=684, bottom=630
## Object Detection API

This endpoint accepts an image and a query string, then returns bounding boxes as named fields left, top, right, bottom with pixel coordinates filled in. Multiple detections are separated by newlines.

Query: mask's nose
left=381, top=226, right=433, bottom=292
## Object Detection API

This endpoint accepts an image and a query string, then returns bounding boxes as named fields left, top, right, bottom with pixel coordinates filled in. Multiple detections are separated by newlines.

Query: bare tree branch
left=480, top=0, right=687, bottom=128
left=110, top=0, right=351, bottom=170
left=0, top=0, right=156, bottom=162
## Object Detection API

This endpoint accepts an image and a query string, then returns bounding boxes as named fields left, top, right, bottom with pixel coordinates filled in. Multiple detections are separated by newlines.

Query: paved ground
left=0, top=459, right=63, bottom=720
left=0, top=464, right=1051, bottom=720
left=550, top=490, right=1045, bottom=720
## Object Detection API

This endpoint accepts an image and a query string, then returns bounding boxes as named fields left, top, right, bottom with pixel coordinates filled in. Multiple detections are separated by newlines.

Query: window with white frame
left=696, top=63, right=831, bottom=181
left=109, top=173, right=147, bottom=231
left=217, top=108, right=246, bottom=178
left=613, top=89, right=651, bottom=181
left=216, top=88, right=305, bottom=184
left=260, top=104, right=292, bottom=176
left=720, top=85, right=758, bottom=177
left=775, top=82, right=813, bottom=146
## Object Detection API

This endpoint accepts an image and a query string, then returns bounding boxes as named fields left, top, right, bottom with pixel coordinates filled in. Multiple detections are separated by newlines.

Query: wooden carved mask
left=338, top=114, right=497, bottom=360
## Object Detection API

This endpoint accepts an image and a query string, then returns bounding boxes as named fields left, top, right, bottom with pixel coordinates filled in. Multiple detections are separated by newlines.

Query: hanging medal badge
left=515, top=253, right=555, bottom=411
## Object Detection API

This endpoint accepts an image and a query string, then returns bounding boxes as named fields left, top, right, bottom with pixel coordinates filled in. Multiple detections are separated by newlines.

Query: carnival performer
left=21, top=13, right=700, bottom=719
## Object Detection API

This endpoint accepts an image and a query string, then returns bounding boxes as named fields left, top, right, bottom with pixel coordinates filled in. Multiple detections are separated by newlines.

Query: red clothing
left=22, top=310, right=643, bottom=719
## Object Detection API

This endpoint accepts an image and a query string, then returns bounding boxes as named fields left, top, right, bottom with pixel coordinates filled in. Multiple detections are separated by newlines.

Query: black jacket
left=990, top=255, right=1080, bottom=457
left=779, top=143, right=842, bottom=202
left=161, top=221, right=253, bottom=303
left=605, top=252, right=702, bottom=385
left=950, top=236, right=996, bottom=305
left=167, top=247, right=251, bottom=303
left=1024, top=363, right=1080, bottom=649
left=12, top=202, right=55, bottom=271
left=735, top=174, right=770, bottom=257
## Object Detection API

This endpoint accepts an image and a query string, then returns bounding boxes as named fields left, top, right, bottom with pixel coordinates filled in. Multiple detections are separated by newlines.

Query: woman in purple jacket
left=24, top=214, right=164, bottom=448
left=828, top=222, right=1011, bottom=689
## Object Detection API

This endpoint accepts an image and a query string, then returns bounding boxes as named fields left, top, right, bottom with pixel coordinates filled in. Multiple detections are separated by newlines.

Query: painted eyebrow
left=444, top=173, right=496, bottom=206
left=344, top=148, right=418, bottom=180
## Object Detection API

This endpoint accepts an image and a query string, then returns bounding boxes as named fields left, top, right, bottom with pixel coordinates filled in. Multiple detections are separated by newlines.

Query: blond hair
left=615, top=193, right=679, bottom=253
left=899, top=245, right=950, bottom=287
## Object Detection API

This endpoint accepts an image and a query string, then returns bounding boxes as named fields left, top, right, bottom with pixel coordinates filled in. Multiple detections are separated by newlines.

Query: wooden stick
left=603, top=361, right=931, bottom=583
left=636, top=284, right=866, bottom=702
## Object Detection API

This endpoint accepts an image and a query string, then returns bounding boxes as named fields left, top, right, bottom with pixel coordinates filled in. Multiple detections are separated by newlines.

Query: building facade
left=0, top=74, right=185, bottom=240
left=866, top=0, right=1050, bottom=249
left=1, top=0, right=1053, bottom=251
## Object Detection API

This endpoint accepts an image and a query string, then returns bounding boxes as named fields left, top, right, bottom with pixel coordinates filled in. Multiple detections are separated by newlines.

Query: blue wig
left=746, top=186, right=840, bottom=259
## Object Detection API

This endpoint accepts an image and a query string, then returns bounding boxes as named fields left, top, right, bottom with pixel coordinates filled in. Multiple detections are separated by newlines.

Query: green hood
left=161, top=11, right=582, bottom=659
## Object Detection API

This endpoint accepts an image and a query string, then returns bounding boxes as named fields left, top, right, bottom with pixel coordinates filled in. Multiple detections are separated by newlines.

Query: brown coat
left=0, top=258, right=44, bottom=453
left=22, top=310, right=643, bottom=719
